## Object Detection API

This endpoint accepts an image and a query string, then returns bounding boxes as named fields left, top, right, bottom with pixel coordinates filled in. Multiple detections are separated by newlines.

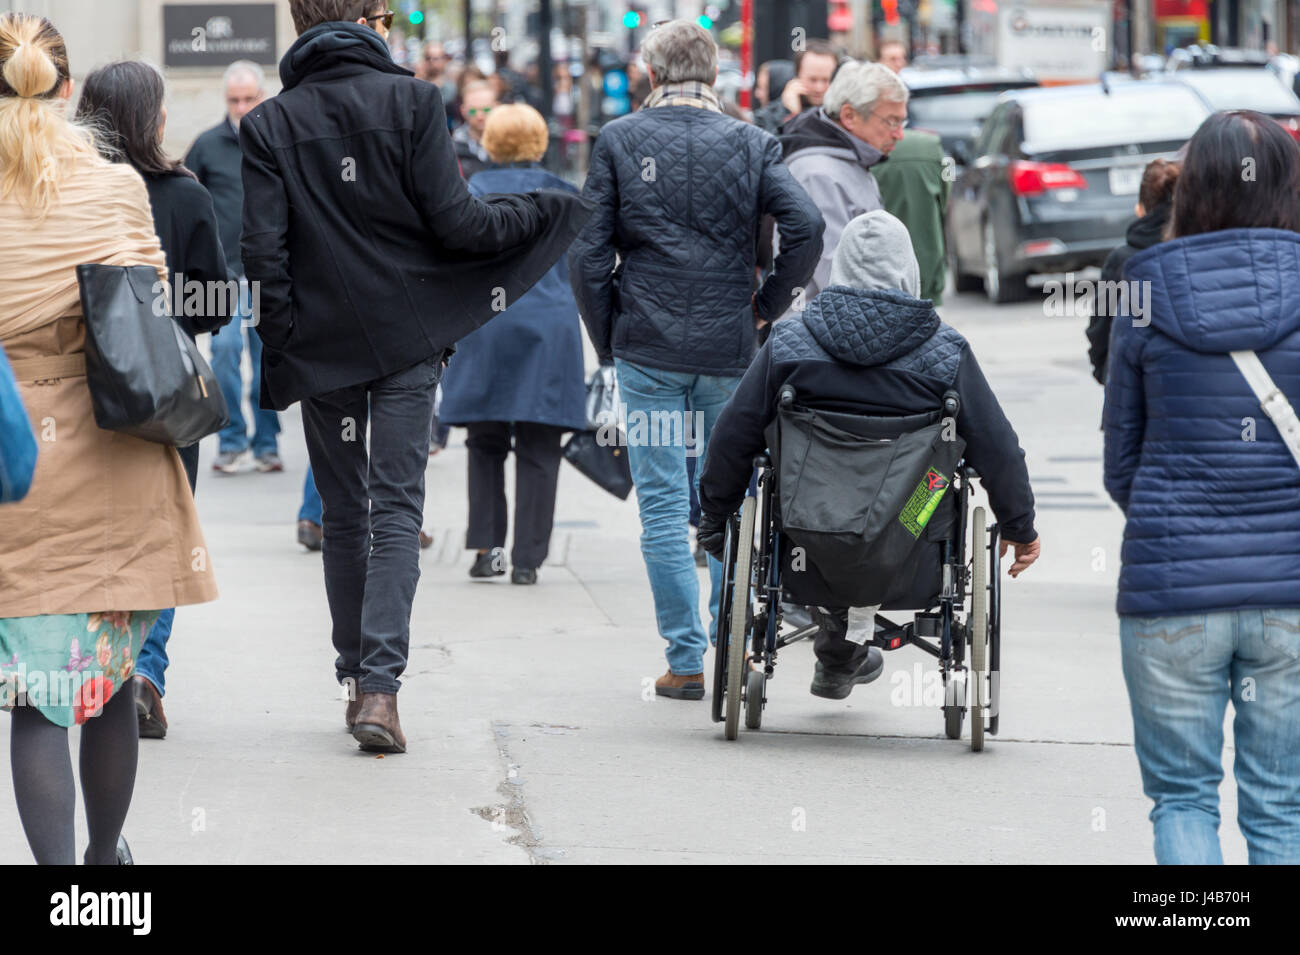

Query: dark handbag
left=0, top=342, right=37, bottom=503
left=562, top=365, right=634, bottom=500
left=765, top=402, right=965, bottom=607
left=563, top=428, right=634, bottom=500
left=76, top=264, right=229, bottom=447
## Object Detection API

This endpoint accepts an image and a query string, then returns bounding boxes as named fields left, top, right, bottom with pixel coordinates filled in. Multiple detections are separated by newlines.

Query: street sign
left=162, top=3, right=278, bottom=67
left=996, top=3, right=1109, bottom=82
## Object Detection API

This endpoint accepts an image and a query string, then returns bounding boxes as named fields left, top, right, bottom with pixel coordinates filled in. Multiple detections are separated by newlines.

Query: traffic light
left=623, top=10, right=642, bottom=29
left=409, top=9, right=424, bottom=25
left=882, top=0, right=899, bottom=24
left=698, top=14, right=713, bottom=29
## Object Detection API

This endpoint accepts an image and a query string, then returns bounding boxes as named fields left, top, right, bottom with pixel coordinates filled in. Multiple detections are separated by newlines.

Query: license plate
left=1109, top=165, right=1143, bottom=195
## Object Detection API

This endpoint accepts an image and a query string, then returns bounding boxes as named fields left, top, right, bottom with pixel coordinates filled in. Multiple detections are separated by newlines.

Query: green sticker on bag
left=899, top=468, right=950, bottom=538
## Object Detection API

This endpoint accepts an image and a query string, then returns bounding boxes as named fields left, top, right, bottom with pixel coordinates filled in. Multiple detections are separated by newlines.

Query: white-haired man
left=569, top=19, right=823, bottom=700
left=779, top=60, right=908, bottom=309
left=186, top=60, right=283, bottom=475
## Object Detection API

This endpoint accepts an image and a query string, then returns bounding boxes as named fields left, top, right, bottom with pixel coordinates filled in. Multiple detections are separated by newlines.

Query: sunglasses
left=466, top=106, right=492, bottom=117
left=365, top=10, right=395, bottom=30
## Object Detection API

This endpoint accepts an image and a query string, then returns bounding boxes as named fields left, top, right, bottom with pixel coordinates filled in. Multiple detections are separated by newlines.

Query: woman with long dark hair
left=1104, top=110, right=1300, bottom=864
left=75, top=60, right=231, bottom=741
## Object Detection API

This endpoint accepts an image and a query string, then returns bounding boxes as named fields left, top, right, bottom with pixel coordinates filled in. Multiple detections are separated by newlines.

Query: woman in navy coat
left=439, top=104, right=587, bottom=584
left=1104, top=111, right=1300, bottom=865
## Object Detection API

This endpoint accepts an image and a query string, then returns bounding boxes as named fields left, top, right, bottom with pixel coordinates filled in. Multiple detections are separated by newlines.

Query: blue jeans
left=1121, top=609, right=1300, bottom=864
left=614, top=359, right=740, bottom=676
left=299, top=466, right=322, bottom=524
left=211, top=288, right=281, bottom=456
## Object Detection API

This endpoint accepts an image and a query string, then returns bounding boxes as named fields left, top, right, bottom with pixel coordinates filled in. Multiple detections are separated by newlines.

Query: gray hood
left=829, top=210, right=921, bottom=297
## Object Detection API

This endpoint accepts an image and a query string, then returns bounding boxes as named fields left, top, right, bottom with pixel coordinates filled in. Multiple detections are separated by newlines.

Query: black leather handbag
left=76, top=264, right=229, bottom=447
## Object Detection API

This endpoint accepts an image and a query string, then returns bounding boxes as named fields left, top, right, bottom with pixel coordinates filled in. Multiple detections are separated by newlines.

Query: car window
left=1021, top=88, right=1208, bottom=150
left=910, top=89, right=1023, bottom=125
left=1176, top=70, right=1300, bottom=112
left=974, top=104, right=1009, bottom=157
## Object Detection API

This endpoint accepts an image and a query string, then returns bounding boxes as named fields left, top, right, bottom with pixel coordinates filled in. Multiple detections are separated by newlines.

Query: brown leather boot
left=655, top=669, right=705, bottom=700
left=345, top=691, right=366, bottom=731
left=351, top=692, right=406, bottom=753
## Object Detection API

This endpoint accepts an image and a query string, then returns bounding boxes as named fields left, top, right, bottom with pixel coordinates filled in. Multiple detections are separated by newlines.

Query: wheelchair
left=710, top=388, right=1003, bottom=751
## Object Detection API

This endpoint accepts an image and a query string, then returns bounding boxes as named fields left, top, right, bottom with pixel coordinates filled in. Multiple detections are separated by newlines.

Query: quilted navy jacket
left=698, top=286, right=1037, bottom=543
left=568, top=104, right=824, bottom=377
left=1104, top=228, right=1300, bottom=617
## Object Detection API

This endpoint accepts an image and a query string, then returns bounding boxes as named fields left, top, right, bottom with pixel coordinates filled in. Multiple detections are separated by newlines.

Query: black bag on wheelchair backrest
left=764, top=404, right=965, bottom=607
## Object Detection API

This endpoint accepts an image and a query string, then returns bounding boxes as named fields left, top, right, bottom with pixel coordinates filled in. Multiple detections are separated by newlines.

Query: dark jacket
left=1086, top=201, right=1169, bottom=384
left=239, top=21, right=593, bottom=411
left=568, top=103, right=823, bottom=377
left=184, top=118, right=244, bottom=277
left=452, top=124, right=492, bottom=179
left=142, top=171, right=234, bottom=338
left=1103, top=228, right=1300, bottom=618
left=699, top=285, right=1037, bottom=547
left=438, top=164, right=587, bottom=430
left=873, top=130, right=950, bottom=305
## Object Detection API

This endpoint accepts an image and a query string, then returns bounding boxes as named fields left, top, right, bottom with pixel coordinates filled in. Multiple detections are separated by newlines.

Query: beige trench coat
left=0, top=157, right=218, bottom=617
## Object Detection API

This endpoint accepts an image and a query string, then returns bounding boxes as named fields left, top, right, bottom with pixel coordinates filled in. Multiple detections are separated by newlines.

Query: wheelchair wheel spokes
left=969, top=507, right=989, bottom=752
left=724, top=496, right=757, bottom=741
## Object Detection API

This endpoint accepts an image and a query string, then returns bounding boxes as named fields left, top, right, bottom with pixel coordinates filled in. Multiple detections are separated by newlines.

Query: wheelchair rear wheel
left=724, top=496, right=757, bottom=741
left=970, top=507, right=988, bottom=752
left=744, top=668, right=765, bottom=729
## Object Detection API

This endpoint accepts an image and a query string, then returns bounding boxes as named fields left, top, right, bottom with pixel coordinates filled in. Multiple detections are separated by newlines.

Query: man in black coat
left=240, top=2, right=592, bottom=752
left=568, top=19, right=823, bottom=701
left=698, top=212, right=1041, bottom=699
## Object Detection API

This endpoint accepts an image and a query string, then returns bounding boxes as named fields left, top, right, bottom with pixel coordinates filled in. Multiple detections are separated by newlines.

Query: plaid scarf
left=642, top=81, right=723, bottom=113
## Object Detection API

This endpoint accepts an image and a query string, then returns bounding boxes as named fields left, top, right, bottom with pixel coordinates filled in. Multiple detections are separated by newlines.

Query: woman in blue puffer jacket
left=1104, top=110, right=1300, bottom=865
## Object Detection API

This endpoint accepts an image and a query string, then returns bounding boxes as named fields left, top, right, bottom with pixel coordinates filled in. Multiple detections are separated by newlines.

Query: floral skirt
left=0, top=612, right=159, bottom=728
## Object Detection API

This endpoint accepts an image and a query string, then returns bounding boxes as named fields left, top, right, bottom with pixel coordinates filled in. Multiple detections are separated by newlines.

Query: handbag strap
left=7, top=353, right=86, bottom=383
left=1230, top=350, right=1300, bottom=470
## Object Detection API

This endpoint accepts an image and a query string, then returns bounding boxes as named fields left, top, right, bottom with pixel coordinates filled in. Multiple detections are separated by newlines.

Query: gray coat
left=777, top=109, right=885, bottom=316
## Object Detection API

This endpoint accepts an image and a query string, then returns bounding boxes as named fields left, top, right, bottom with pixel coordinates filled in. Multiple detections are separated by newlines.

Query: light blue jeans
left=210, top=282, right=280, bottom=457
left=1120, top=609, right=1300, bottom=864
left=615, top=359, right=739, bottom=676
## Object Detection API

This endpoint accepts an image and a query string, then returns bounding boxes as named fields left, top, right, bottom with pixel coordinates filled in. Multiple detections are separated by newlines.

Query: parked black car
left=899, top=66, right=1038, bottom=164
left=945, top=80, right=1210, bottom=303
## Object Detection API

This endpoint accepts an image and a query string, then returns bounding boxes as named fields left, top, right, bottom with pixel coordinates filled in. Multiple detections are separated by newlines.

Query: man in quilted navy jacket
left=697, top=212, right=1040, bottom=699
left=568, top=19, right=823, bottom=700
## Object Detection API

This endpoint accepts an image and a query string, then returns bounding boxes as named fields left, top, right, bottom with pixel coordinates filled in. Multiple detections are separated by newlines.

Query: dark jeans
left=465, top=421, right=565, bottom=570
left=811, top=607, right=875, bottom=674
left=301, top=354, right=443, bottom=695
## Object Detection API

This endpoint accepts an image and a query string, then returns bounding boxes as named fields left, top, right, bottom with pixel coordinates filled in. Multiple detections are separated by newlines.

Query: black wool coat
left=239, top=22, right=593, bottom=411
left=143, top=171, right=234, bottom=338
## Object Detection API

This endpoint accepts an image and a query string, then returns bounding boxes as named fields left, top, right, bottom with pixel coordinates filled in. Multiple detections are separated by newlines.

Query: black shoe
left=810, top=648, right=885, bottom=700
left=134, top=675, right=167, bottom=739
left=297, top=519, right=323, bottom=552
left=469, top=549, right=505, bottom=579
left=511, top=567, right=537, bottom=585
left=116, top=835, right=133, bottom=865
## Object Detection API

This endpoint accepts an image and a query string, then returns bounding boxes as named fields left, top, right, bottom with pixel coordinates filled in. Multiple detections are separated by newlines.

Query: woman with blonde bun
left=0, top=13, right=217, bottom=864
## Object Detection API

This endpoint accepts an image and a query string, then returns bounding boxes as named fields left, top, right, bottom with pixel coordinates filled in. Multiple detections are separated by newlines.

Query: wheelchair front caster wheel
left=744, top=668, right=765, bottom=730
left=943, top=675, right=965, bottom=740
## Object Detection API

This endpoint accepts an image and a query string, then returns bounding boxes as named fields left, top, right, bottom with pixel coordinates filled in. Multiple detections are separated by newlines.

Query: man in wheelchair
left=697, top=211, right=1041, bottom=700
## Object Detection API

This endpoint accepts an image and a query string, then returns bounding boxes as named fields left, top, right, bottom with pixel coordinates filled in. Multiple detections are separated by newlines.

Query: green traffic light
left=623, top=11, right=641, bottom=28
left=697, top=14, right=713, bottom=28
left=410, top=10, right=424, bottom=24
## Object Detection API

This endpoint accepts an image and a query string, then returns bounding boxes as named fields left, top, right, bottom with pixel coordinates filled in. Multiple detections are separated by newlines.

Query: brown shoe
left=134, top=675, right=167, bottom=738
left=344, top=691, right=366, bottom=731
left=351, top=692, right=406, bottom=753
left=297, top=519, right=323, bottom=551
left=655, top=669, right=705, bottom=700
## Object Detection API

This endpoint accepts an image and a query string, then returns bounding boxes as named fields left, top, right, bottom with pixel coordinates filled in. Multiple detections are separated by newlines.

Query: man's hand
left=697, top=511, right=728, bottom=562
left=780, top=79, right=806, bottom=117
left=999, top=536, right=1041, bottom=578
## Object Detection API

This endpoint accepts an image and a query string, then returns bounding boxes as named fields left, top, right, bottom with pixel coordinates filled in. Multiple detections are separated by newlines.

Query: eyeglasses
left=365, top=10, right=395, bottom=30
left=466, top=106, right=493, bottom=117
left=870, top=110, right=909, bottom=131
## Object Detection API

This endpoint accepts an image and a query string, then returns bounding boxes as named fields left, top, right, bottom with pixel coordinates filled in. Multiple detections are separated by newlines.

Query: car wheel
left=983, top=219, right=1029, bottom=305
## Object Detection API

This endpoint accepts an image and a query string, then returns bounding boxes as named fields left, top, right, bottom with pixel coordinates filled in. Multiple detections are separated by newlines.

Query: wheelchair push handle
left=779, top=384, right=796, bottom=409
left=942, top=389, right=960, bottom=419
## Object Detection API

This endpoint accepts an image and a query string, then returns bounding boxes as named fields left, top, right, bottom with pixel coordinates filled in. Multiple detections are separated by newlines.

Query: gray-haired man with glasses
left=779, top=60, right=909, bottom=310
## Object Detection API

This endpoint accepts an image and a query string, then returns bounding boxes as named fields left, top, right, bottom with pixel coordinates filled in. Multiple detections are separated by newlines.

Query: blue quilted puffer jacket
left=568, top=104, right=824, bottom=377
left=1104, top=228, right=1300, bottom=617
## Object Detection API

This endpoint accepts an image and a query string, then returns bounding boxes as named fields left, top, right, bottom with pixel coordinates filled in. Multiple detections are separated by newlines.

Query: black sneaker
left=810, top=648, right=885, bottom=700
left=511, top=567, right=537, bottom=585
left=469, top=549, right=505, bottom=579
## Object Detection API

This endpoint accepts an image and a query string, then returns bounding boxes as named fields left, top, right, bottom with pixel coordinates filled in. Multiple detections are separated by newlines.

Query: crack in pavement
left=469, top=721, right=564, bottom=864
